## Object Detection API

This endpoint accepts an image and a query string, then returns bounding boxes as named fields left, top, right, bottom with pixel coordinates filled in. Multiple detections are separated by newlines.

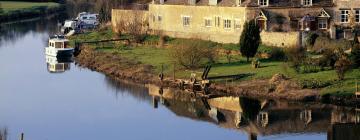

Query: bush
left=334, top=56, right=352, bottom=80
left=305, top=33, right=319, bottom=47
left=318, top=48, right=338, bottom=69
left=285, top=47, right=306, bottom=73
left=298, top=79, right=333, bottom=89
left=313, top=37, right=351, bottom=53
left=170, top=39, right=217, bottom=69
left=351, top=45, right=360, bottom=68
left=269, top=47, right=286, bottom=61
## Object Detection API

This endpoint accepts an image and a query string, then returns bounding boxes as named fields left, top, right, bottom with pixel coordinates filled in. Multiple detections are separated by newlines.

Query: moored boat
left=45, top=35, right=74, bottom=57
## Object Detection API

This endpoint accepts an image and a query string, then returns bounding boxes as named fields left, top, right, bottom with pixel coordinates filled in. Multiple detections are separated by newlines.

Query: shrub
left=334, top=56, right=352, bottom=80
left=313, top=37, right=351, bottom=53
left=285, top=47, right=306, bottom=73
left=298, top=79, right=333, bottom=89
left=318, top=48, right=338, bottom=69
left=269, top=47, right=286, bottom=61
left=170, top=39, right=217, bottom=69
left=351, top=35, right=360, bottom=68
left=305, top=33, right=319, bottom=47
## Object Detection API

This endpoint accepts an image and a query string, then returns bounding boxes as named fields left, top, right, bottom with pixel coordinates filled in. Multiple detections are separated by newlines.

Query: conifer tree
left=239, top=20, right=261, bottom=62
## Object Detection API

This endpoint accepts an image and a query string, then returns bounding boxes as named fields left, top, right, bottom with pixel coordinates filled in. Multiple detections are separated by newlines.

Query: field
left=0, top=1, right=59, bottom=13
left=70, top=28, right=360, bottom=96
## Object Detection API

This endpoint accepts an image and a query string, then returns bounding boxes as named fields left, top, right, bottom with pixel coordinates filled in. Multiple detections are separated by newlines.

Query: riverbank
left=71, top=28, right=360, bottom=106
left=0, top=1, right=64, bottom=23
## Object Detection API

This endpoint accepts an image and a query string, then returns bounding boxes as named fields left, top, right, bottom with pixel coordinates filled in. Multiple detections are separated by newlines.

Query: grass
left=71, top=28, right=360, bottom=97
left=0, top=1, right=59, bottom=13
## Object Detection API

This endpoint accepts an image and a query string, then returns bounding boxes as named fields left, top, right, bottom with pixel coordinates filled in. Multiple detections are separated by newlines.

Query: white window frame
left=224, top=19, right=232, bottom=29
left=182, top=16, right=190, bottom=27
left=258, top=0, right=268, bottom=6
left=204, top=18, right=212, bottom=27
left=234, top=19, right=241, bottom=29
left=340, top=10, right=350, bottom=23
left=302, top=0, right=312, bottom=6
left=318, top=19, right=327, bottom=29
left=355, top=9, right=360, bottom=23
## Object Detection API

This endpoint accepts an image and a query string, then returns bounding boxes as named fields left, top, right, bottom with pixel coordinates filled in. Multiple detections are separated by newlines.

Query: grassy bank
left=0, top=1, right=63, bottom=23
left=70, top=28, right=360, bottom=98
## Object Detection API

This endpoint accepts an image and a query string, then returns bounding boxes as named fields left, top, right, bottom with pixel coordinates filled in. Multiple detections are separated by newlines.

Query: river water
left=0, top=14, right=359, bottom=140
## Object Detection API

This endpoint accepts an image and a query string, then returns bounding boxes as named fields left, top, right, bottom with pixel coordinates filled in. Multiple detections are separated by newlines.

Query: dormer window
left=302, top=0, right=312, bottom=6
left=258, top=0, right=268, bottom=6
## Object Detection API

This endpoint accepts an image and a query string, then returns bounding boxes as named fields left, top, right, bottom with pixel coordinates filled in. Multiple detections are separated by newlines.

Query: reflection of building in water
left=146, top=84, right=360, bottom=140
left=45, top=55, right=72, bottom=73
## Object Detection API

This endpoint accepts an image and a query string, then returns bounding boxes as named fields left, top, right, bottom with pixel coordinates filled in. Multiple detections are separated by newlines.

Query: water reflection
left=146, top=84, right=360, bottom=140
left=45, top=55, right=73, bottom=73
left=0, top=14, right=68, bottom=47
left=0, top=128, right=7, bottom=140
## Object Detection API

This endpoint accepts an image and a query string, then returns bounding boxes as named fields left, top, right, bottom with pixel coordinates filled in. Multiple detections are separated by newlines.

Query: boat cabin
left=49, top=37, right=69, bottom=49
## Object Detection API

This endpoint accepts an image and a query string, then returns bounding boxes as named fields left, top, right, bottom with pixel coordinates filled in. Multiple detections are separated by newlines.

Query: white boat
left=61, top=20, right=80, bottom=36
left=76, top=12, right=99, bottom=28
left=45, top=35, right=74, bottom=57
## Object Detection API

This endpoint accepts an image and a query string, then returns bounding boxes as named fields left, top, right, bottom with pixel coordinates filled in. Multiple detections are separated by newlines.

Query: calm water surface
left=0, top=15, right=359, bottom=140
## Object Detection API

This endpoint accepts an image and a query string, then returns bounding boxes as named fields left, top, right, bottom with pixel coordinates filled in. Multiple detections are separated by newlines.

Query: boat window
left=55, top=42, right=63, bottom=48
left=64, top=42, right=68, bottom=48
left=89, top=17, right=95, bottom=20
left=82, top=17, right=88, bottom=20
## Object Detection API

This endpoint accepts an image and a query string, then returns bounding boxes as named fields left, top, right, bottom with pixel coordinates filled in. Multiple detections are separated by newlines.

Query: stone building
left=111, top=0, right=360, bottom=47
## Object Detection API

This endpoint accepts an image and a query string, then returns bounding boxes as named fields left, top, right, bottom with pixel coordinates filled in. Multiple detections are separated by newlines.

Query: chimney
left=160, top=0, right=164, bottom=4
left=188, top=0, right=196, bottom=5
left=209, top=0, right=217, bottom=5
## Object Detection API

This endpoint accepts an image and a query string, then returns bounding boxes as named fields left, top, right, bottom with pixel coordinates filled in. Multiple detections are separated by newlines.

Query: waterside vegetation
left=69, top=26, right=360, bottom=101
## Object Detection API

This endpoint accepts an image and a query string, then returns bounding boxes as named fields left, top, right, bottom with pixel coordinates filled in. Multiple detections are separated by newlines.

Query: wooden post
left=20, top=133, right=24, bottom=140
left=173, top=62, right=176, bottom=80
left=356, top=80, right=358, bottom=93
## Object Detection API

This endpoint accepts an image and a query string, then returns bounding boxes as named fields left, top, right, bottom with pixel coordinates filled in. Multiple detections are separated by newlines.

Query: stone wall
left=260, top=31, right=300, bottom=47
left=148, top=4, right=247, bottom=43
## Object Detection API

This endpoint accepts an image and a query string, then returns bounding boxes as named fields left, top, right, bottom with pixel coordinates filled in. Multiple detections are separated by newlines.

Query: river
left=0, top=14, right=359, bottom=140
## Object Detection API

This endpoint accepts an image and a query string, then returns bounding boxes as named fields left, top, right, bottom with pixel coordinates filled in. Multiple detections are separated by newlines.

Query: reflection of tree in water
left=239, top=97, right=261, bottom=120
left=104, top=77, right=151, bottom=103
left=0, top=127, right=8, bottom=140
left=0, top=13, right=68, bottom=47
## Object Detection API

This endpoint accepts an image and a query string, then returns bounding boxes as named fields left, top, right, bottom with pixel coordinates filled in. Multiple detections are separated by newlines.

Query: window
left=356, top=10, right=360, bottom=23
left=318, top=19, right=327, bottom=29
left=182, top=16, right=190, bottom=26
left=204, top=19, right=212, bottom=27
left=214, top=16, right=221, bottom=27
left=234, top=19, right=241, bottom=29
left=224, top=19, right=231, bottom=29
left=340, top=10, right=349, bottom=23
left=158, top=15, right=162, bottom=22
left=302, top=0, right=312, bottom=6
left=258, top=0, right=268, bottom=6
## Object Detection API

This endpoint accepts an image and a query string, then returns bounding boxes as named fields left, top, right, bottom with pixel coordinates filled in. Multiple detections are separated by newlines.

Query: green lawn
left=70, top=28, right=360, bottom=96
left=0, top=1, right=59, bottom=13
